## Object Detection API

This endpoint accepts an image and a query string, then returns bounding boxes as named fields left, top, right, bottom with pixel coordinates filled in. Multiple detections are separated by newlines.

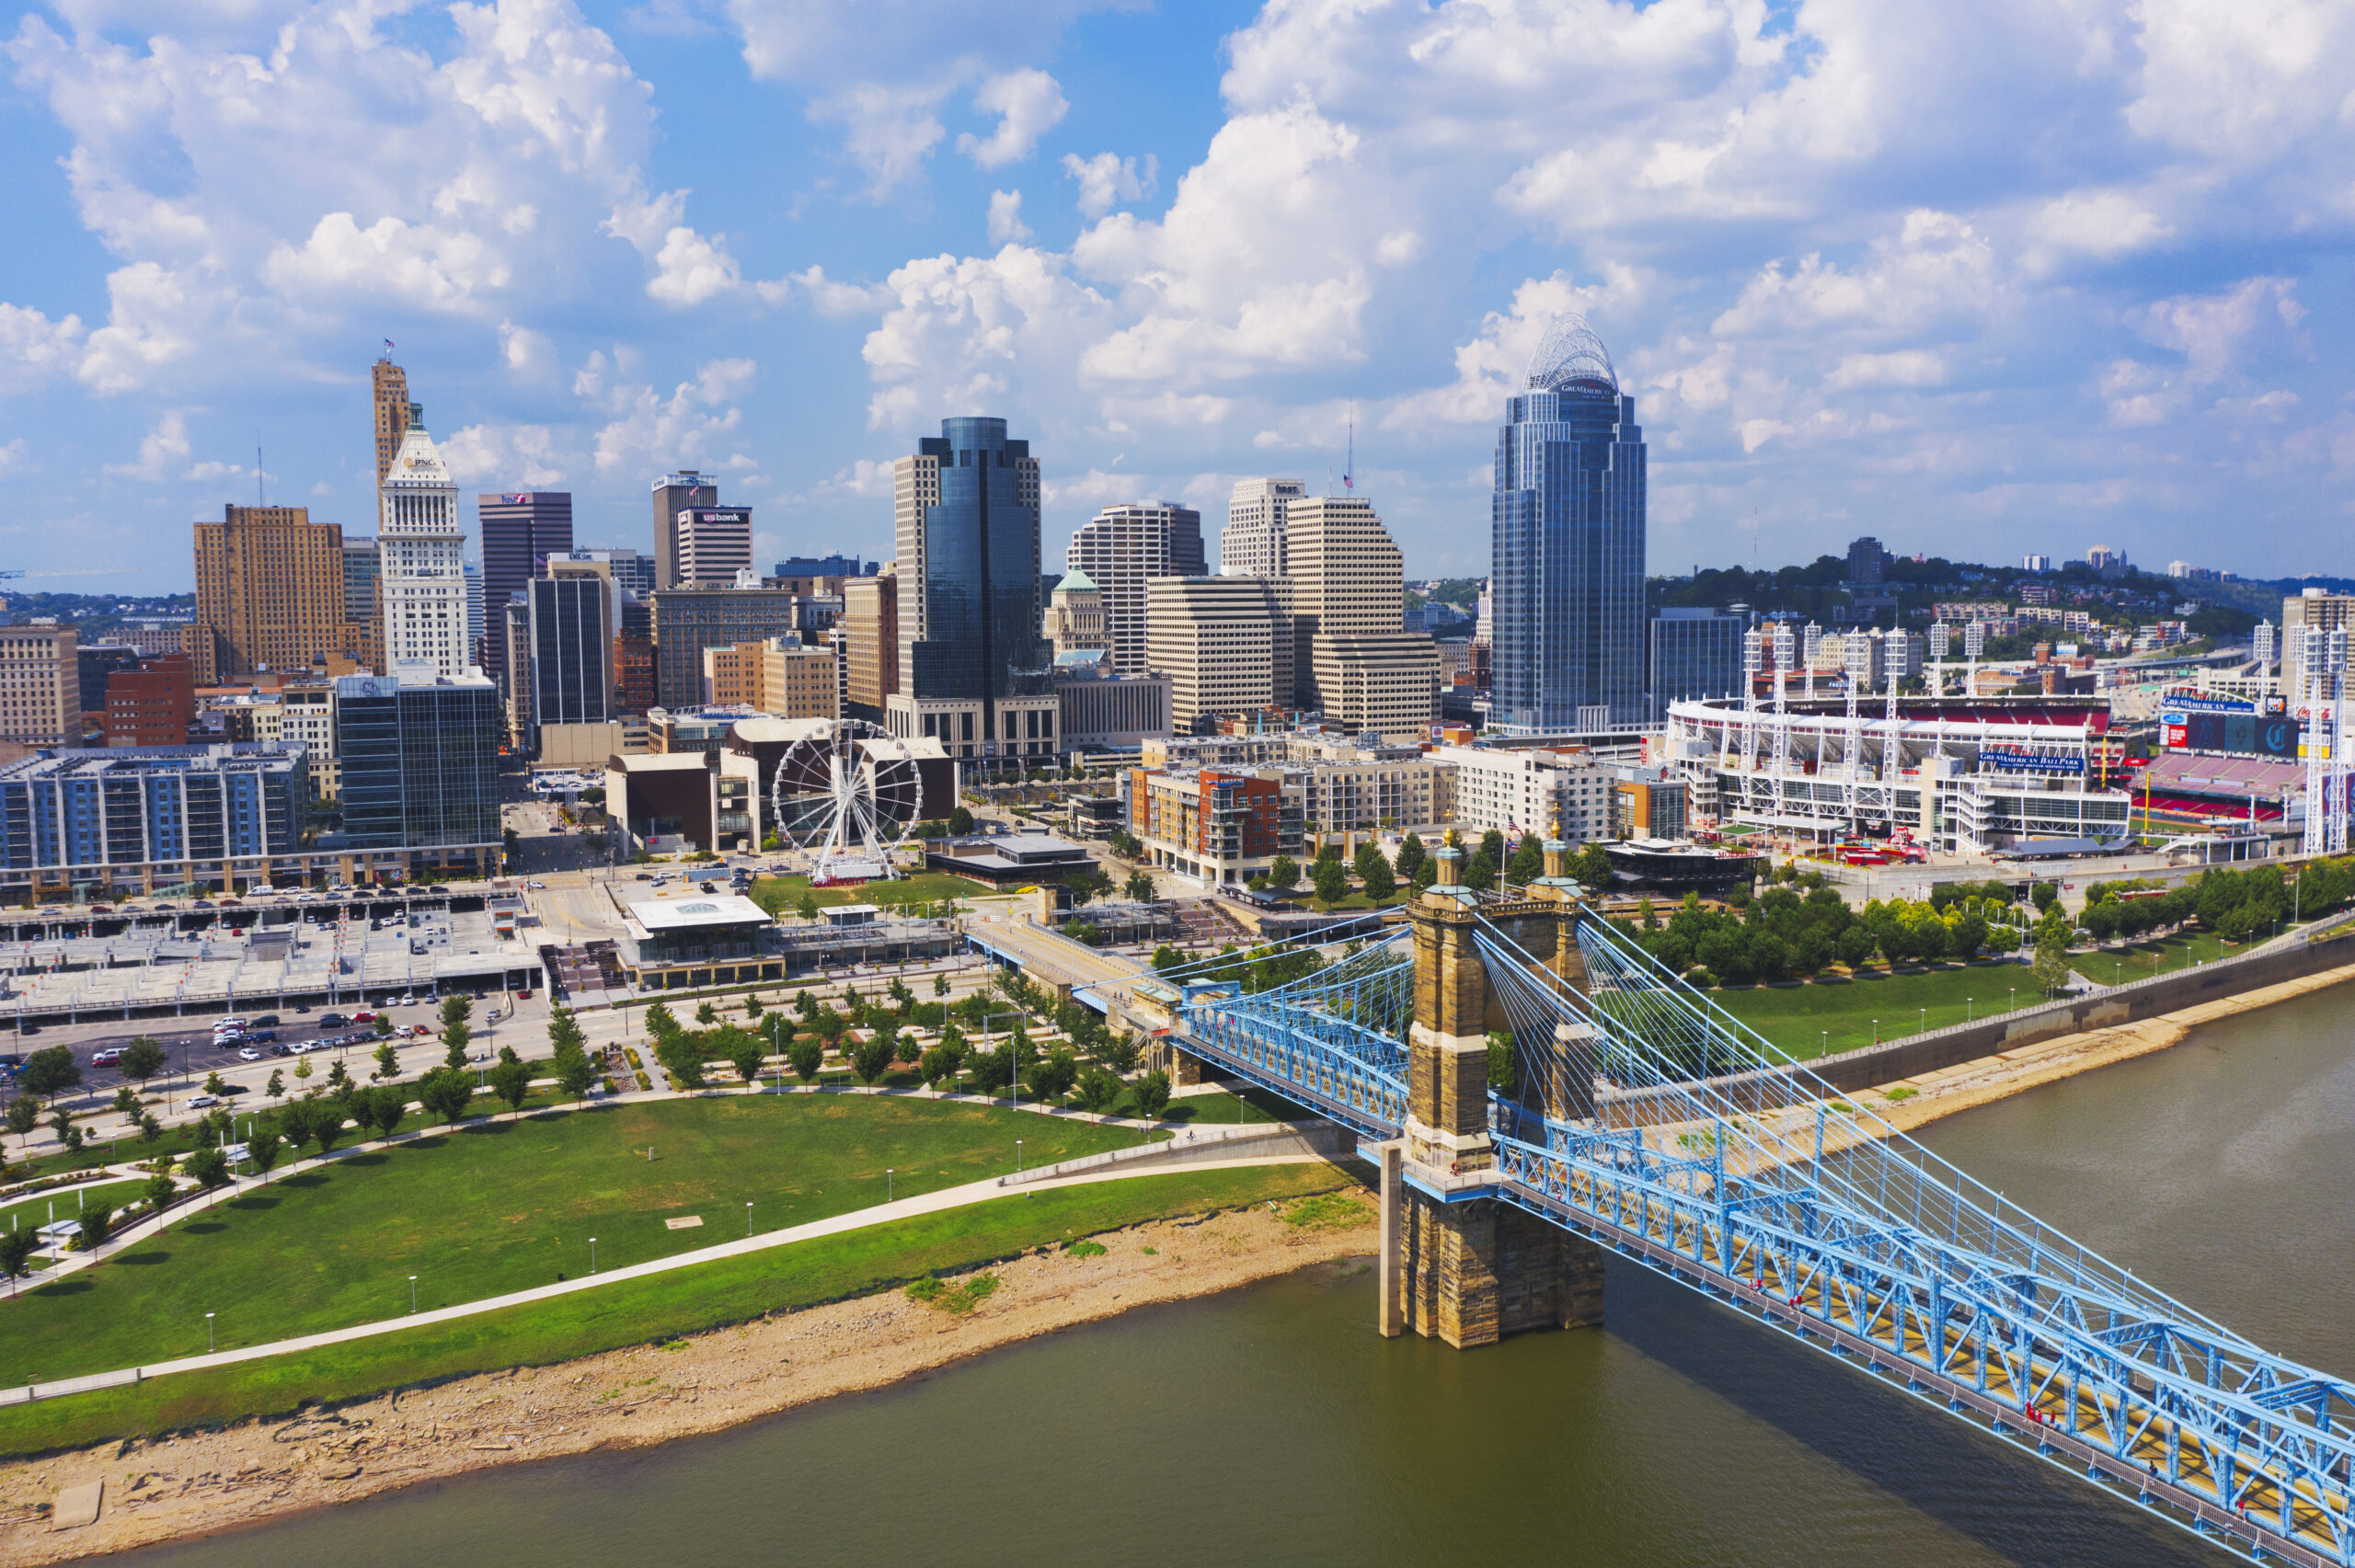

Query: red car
left=91, top=1047, right=123, bottom=1066
left=350, top=1009, right=378, bottom=1024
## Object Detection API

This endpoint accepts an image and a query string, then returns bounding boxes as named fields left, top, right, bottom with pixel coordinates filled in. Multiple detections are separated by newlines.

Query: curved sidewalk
left=0, top=1115, right=1323, bottom=1407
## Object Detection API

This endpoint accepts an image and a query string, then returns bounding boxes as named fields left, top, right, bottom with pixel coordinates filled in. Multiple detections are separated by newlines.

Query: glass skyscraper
left=1491, top=315, right=1647, bottom=731
left=890, top=417, right=1057, bottom=761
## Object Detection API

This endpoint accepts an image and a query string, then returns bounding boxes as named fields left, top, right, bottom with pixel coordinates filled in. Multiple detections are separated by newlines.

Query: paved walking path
left=1, top=1116, right=1320, bottom=1406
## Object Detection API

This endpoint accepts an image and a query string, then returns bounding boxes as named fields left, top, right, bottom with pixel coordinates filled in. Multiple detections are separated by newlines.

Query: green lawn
left=1707, top=963, right=2031, bottom=1059
left=0, top=1162, right=1357, bottom=1458
left=1, top=1178, right=146, bottom=1240
left=0, top=1094, right=1155, bottom=1385
left=747, top=871, right=984, bottom=916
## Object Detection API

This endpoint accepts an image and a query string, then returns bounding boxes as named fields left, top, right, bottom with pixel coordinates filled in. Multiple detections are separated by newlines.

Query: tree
left=1359, top=846, right=1396, bottom=901
left=74, top=1201, right=117, bottom=1252
left=744, top=991, right=764, bottom=1020
left=798, top=891, right=821, bottom=921
left=787, top=1036, right=825, bottom=1084
left=1267, top=853, right=1300, bottom=891
left=306, top=1101, right=350, bottom=1157
left=0, top=1223, right=42, bottom=1295
left=50, top=1107, right=81, bottom=1153
left=15, top=1091, right=56, bottom=1148
left=111, top=1086, right=140, bottom=1119
left=2030, top=932, right=2074, bottom=997
left=546, top=1007, right=587, bottom=1057
left=418, top=1068, right=473, bottom=1125
left=184, top=1146, right=231, bottom=1195
left=933, top=972, right=951, bottom=998
left=1487, top=1030, right=1516, bottom=1092
left=557, top=1049, right=600, bottom=1103
left=1394, top=832, right=1427, bottom=886
left=655, top=1033, right=710, bottom=1090
left=919, top=1046, right=957, bottom=1094
left=1068, top=868, right=1113, bottom=906
left=248, top=1127, right=285, bottom=1177
left=373, top=1013, right=395, bottom=1038
left=142, top=1170, right=178, bottom=1215
left=1028, top=1047, right=1079, bottom=1104
left=2030, top=881, right=2060, bottom=914
left=1836, top=925, right=1878, bottom=969
left=119, top=1036, right=167, bottom=1089
left=1478, top=829, right=1506, bottom=869
left=1123, top=871, right=1155, bottom=903
left=488, top=1057, right=534, bottom=1114
left=1571, top=841, right=1614, bottom=889
left=373, top=1041, right=400, bottom=1081
left=1460, top=848, right=1498, bottom=894
left=948, top=806, right=975, bottom=835
left=695, top=1001, right=719, bottom=1026
left=850, top=1033, right=897, bottom=1085
left=644, top=1000, right=681, bottom=1040
left=1311, top=856, right=1350, bottom=906
left=265, top=1069, right=285, bottom=1101
left=442, top=1018, right=471, bottom=1069
left=138, top=1111, right=162, bottom=1143
left=440, top=992, right=475, bottom=1031
left=1075, top=1064, right=1123, bottom=1115
left=20, top=1045, right=80, bottom=1104
left=1131, top=1069, right=1172, bottom=1122
left=1506, top=835, right=1545, bottom=885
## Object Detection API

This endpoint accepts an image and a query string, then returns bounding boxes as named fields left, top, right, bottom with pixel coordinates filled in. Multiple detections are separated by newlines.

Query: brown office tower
left=650, top=470, right=717, bottom=591
left=841, top=570, right=899, bottom=723
left=614, top=629, right=658, bottom=714
left=190, top=505, right=350, bottom=683
left=104, top=655, right=196, bottom=747
left=373, top=358, right=411, bottom=516
left=0, top=624, right=81, bottom=759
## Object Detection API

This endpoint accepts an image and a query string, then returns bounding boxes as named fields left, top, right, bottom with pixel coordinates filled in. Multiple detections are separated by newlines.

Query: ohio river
left=123, top=987, right=2355, bottom=1568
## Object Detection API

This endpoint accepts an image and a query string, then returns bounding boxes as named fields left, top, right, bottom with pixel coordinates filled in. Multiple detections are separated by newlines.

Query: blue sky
left=3, top=0, right=2352, bottom=592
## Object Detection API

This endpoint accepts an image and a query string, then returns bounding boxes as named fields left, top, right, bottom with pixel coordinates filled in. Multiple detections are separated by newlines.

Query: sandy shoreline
left=0, top=1189, right=1380, bottom=1563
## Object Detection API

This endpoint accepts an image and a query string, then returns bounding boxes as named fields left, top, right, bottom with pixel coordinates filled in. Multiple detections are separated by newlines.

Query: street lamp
left=886, top=1168, right=893, bottom=1203
left=1016, top=1139, right=1023, bottom=1180
left=408, top=1275, right=418, bottom=1314
left=205, top=1311, right=215, bottom=1353
left=746, top=1200, right=753, bottom=1235
left=1871, top=1018, right=1878, bottom=1046
left=590, top=1236, right=598, bottom=1274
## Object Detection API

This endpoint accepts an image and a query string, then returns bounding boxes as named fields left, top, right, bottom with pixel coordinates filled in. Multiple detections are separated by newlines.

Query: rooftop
left=627, top=894, right=774, bottom=933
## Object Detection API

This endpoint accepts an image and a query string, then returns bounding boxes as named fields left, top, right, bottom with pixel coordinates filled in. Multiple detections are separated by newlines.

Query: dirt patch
left=0, top=1188, right=1377, bottom=1564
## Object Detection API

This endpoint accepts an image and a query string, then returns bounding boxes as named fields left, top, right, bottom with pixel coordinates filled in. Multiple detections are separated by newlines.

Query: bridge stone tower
left=1379, top=844, right=1603, bottom=1346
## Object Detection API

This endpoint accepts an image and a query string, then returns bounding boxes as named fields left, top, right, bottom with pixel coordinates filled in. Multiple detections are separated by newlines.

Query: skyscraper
left=1066, top=501, right=1205, bottom=677
left=1221, top=478, right=1303, bottom=578
left=339, top=537, right=383, bottom=671
left=1144, top=577, right=1292, bottom=731
left=650, top=471, right=717, bottom=591
left=674, top=505, right=754, bottom=588
left=1281, top=495, right=1437, bottom=739
left=378, top=409, right=470, bottom=677
left=524, top=573, right=613, bottom=746
left=477, top=492, right=573, bottom=692
left=1491, top=315, right=1646, bottom=731
left=840, top=570, right=899, bottom=724
left=0, top=624, right=80, bottom=758
left=888, top=417, right=1057, bottom=763
left=372, top=358, right=410, bottom=521
left=191, top=505, right=349, bottom=684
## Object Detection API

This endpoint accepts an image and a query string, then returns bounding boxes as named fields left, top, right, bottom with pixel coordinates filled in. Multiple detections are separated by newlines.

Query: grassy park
left=0, top=1094, right=1153, bottom=1387
left=0, top=1162, right=1355, bottom=1458
left=1709, top=963, right=2033, bottom=1059
left=747, top=871, right=983, bottom=917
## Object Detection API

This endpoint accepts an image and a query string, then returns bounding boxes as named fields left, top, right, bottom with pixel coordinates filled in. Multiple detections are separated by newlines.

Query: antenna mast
left=1343, top=403, right=1355, bottom=493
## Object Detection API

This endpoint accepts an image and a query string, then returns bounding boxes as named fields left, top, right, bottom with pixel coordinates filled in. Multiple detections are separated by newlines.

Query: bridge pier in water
left=1383, top=844, right=1603, bottom=1348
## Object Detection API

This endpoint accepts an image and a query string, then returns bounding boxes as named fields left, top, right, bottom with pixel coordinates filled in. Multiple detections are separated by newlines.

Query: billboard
left=1982, top=746, right=2085, bottom=775
left=2164, top=710, right=2301, bottom=760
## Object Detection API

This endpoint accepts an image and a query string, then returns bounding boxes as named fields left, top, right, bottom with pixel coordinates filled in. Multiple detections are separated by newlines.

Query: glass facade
left=529, top=576, right=610, bottom=731
left=1648, top=609, right=1745, bottom=721
left=0, top=747, right=304, bottom=873
left=1491, top=340, right=1647, bottom=730
left=477, top=492, right=573, bottom=692
left=334, top=674, right=500, bottom=852
left=907, top=418, right=1052, bottom=732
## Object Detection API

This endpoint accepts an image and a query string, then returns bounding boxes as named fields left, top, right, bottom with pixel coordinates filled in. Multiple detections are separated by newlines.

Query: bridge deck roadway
left=961, top=913, right=1143, bottom=995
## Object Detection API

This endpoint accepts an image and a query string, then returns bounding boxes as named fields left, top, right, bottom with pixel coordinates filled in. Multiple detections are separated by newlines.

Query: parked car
left=269, top=1043, right=293, bottom=1058
left=213, top=1017, right=249, bottom=1034
left=91, top=1047, right=124, bottom=1066
left=396, top=993, right=418, bottom=1007
left=237, top=1047, right=264, bottom=1061
left=251, top=1013, right=281, bottom=1027
left=248, top=1030, right=277, bottom=1044
left=350, top=1010, right=378, bottom=1024
left=633, top=873, right=652, bottom=880
left=317, top=1012, right=348, bottom=1027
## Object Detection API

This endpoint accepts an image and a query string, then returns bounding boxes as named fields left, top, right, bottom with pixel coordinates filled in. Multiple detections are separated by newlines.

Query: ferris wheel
left=769, top=719, right=923, bottom=886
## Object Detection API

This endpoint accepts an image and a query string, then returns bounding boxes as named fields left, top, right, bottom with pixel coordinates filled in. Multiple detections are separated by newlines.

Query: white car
left=213, top=1017, right=248, bottom=1035
left=189, top=1093, right=220, bottom=1108
left=237, top=1046, right=263, bottom=1061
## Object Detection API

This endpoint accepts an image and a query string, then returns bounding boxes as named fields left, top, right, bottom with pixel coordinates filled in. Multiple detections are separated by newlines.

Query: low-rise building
left=1430, top=743, right=1613, bottom=843
left=0, top=742, right=312, bottom=898
left=924, top=832, right=1097, bottom=886
left=616, top=894, right=785, bottom=990
left=103, top=654, right=195, bottom=748
left=253, top=683, right=338, bottom=802
left=1055, top=653, right=1171, bottom=751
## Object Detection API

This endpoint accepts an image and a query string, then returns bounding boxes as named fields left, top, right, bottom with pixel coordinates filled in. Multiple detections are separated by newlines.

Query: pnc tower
left=1490, top=315, right=1647, bottom=731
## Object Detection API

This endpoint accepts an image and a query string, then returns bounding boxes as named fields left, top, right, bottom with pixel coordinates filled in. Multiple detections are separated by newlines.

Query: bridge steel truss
left=1172, top=907, right=2355, bottom=1568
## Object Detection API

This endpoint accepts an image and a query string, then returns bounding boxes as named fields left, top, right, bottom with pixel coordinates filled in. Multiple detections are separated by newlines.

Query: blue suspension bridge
left=1142, top=877, right=2355, bottom=1568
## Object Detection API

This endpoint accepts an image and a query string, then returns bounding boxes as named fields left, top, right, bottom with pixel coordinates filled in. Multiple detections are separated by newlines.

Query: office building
left=339, top=537, right=383, bottom=670
left=1491, top=315, right=1646, bottom=730
left=524, top=574, right=614, bottom=749
left=0, top=743, right=309, bottom=898
left=1143, top=577, right=1292, bottom=731
left=252, top=684, right=339, bottom=801
left=103, top=654, right=194, bottom=748
left=378, top=410, right=470, bottom=677
left=841, top=571, right=900, bottom=723
left=886, top=418, right=1057, bottom=763
left=1042, top=567, right=1108, bottom=658
left=676, top=505, right=754, bottom=588
left=1055, top=661, right=1170, bottom=750
left=191, top=505, right=349, bottom=683
left=614, top=628, right=657, bottom=715
left=1067, top=501, right=1205, bottom=677
left=1281, top=495, right=1437, bottom=739
left=1648, top=608, right=1745, bottom=720
left=556, top=548, right=656, bottom=601
left=464, top=562, right=486, bottom=670
left=649, top=587, right=800, bottom=712
left=477, top=491, right=573, bottom=692
left=650, top=471, right=718, bottom=590
left=0, top=624, right=82, bottom=757
left=702, top=638, right=840, bottom=719
left=372, top=357, right=410, bottom=517
left=2022, top=554, right=2053, bottom=573
left=1222, top=477, right=1304, bottom=578
left=775, top=554, right=875, bottom=578
left=77, top=645, right=142, bottom=722
left=333, top=669, right=500, bottom=877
